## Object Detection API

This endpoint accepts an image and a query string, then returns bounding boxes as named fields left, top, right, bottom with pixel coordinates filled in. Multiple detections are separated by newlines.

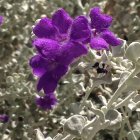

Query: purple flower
left=0, top=114, right=9, bottom=123
left=90, top=7, right=112, bottom=31
left=36, top=93, right=57, bottom=110
left=70, top=16, right=91, bottom=43
left=0, top=16, right=3, bottom=26
left=89, top=7, right=122, bottom=50
left=30, top=9, right=89, bottom=97
left=90, top=37, right=109, bottom=50
left=33, top=9, right=91, bottom=43
left=30, top=7, right=122, bottom=110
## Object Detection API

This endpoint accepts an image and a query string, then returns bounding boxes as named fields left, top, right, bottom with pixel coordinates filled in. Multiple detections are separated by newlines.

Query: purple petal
left=90, top=7, right=112, bottom=30
left=101, top=30, right=122, bottom=46
left=37, top=65, right=68, bottom=94
left=52, top=8, right=73, bottom=34
left=52, top=65, right=68, bottom=80
left=33, top=17, right=57, bottom=39
left=36, top=93, right=57, bottom=110
left=90, top=37, right=109, bottom=50
left=37, top=72, right=58, bottom=93
left=29, top=55, right=48, bottom=77
left=58, top=41, right=88, bottom=65
left=33, top=38, right=60, bottom=58
left=0, top=16, right=3, bottom=26
left=70, top=16, right=91, bottom=43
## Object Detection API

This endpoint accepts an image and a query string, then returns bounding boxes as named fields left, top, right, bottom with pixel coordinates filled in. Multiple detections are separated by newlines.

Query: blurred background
left=0, top=0, right=140, bottom=139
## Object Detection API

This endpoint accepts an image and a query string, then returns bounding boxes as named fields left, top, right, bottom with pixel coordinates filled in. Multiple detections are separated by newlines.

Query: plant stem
left=121, top=108, right=137, bottom=140
left=107, top=65, right=140, bottom=109
left=80, top=84, right=97, bottom=109
left=77, top=0, right=84, bottom=10
left=115, top=91, right=137, bottom=109
left=62, top=134, right=74, bottom=140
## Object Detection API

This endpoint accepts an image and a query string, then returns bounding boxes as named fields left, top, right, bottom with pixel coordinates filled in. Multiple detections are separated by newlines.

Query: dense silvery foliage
left=34, top=39, right=140, bottom=140
left=0, top=0, right=140, bottom=140
left=31, top=4, right=140, bottom=140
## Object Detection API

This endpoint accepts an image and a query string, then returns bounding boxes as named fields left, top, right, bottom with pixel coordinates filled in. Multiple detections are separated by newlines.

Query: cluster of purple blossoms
left=89, top=7, right=122, bottom=50
left=30, top=7, right=122, bottom=110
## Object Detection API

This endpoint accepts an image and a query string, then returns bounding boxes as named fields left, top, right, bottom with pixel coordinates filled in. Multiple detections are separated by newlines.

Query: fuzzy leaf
left=105, top=109, right=122, bottom=130
left=63, top=115, right=86, bottom=136
left=92, top=72, right=112, bottom=85
left=35, top=129, right=45, bottom=140
left=127, top=130, right=140, bottom=140
left=112, top=39, right=126, bottom=57
left=125, top=42, right=140, bottom=65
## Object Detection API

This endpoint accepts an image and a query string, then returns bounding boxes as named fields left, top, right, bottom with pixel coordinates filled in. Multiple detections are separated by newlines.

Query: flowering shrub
left=29, top=6, right=140, bottom=140
left=30, top=7, right=121, bottom=110
left=0, top=0, right=140, bottom=140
